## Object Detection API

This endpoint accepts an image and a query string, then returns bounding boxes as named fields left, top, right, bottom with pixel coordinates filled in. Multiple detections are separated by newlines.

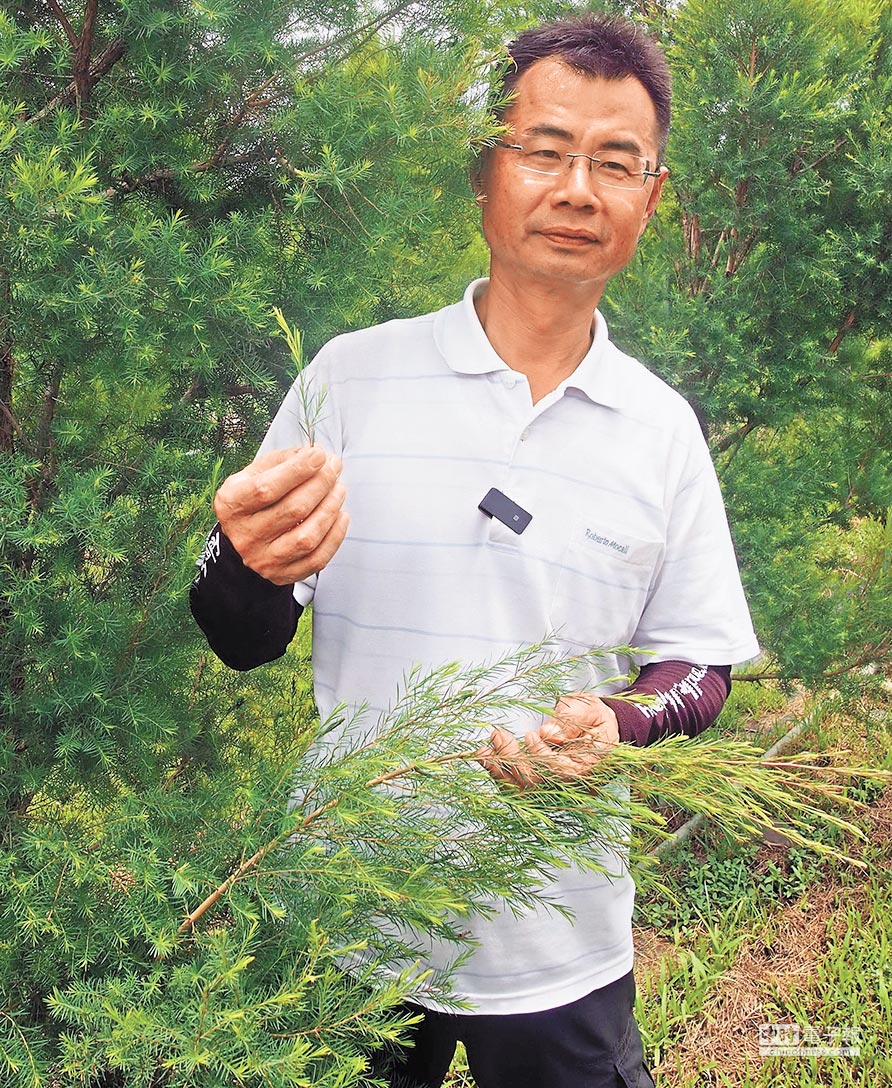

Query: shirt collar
left=433, top=278, right=629, bottom=409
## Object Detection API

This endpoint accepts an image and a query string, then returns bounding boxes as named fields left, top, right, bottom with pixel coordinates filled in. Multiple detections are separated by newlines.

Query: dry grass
left=653, top=889, right=835, bottom=1082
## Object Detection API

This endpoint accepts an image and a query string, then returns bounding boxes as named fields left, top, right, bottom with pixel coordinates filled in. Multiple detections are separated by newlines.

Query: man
left=192, top=14, right=759, bottom=1087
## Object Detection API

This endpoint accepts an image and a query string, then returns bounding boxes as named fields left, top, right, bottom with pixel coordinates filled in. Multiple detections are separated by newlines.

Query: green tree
left=603, top=0, right=892, bottom=681
left=0, top=2, right=507, bottom=1081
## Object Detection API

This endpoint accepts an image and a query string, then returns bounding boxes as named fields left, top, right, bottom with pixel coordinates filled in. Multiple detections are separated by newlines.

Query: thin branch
left=290, top=0, right=416, bottom=67
left=46, top=0, right=79, bottom=50
left=808, top=137, right=848, bottom=172
left=0, top=269, right=15, bottom=455
left=734, top=643, right=892, bottom=683
left=163, top=756, right=192, bottom=791
left=178, top=748, right=481, bottom=934
left=713, top=419, right=756, bottom=455
left=102, top=150, right=261, bottom=198
left=205, top=73, right=284, bottom=171
left=103, top=168, right=174, bottom=198
left=636, top=0, right=670, bottom=16
left=33, top=363, right=62, bottom=460
left=836, top=445, right=876, bottom=515
left=828, top=308, right=857, bottom=355
left=273, top=147, right=302, bottom=179
left=709, top=229, right=728, bottom=272
left=26, top=37, right=127, bottom=125
left=73, top=0, right=99, bottom=121
left=682, top=210, right=701, bottom=263
left=27, top=360, right=63, bottom=512
left=0, top=400, right=27, bottom=448
left=724, top=226, right=757, bottom=277
left=719, top=425, right=756, bottom=474
left=792, top=137, right=848, bottom=177
left=734, top=228, right=758, bottom=271
left=273, top=148, right=372, bottom=240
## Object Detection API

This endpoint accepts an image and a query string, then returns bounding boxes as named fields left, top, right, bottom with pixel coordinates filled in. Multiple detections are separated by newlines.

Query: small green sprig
left=272, top=306, right=326, bottom=446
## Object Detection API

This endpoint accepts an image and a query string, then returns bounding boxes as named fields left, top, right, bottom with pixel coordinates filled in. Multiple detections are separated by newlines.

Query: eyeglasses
left=495, top=140, right=661, bottom=190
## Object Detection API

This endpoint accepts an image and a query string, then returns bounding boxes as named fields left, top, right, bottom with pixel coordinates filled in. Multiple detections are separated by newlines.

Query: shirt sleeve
left=631, top=414, right=760, bottom=666
left=603, top=660, right=732, bottom=746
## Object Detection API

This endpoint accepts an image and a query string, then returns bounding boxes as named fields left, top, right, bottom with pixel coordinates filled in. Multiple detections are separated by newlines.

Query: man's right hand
left=213, top=446, right=348, bottom=585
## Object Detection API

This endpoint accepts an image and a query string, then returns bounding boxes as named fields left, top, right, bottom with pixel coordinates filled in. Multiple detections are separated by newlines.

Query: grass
left=636, top=817, right=892, bottom=1087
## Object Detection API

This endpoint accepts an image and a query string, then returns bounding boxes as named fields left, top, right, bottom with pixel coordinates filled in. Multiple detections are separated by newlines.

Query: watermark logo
left=758, top=1023, right=861, bottom=1057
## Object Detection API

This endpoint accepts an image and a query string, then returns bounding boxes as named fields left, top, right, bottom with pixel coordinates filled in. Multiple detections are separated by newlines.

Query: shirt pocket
left=548, top=517, right=663, bottom=651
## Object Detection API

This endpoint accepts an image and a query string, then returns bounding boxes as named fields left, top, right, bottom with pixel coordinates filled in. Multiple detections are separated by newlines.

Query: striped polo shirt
left=258, top=279, right=759, bottom=1014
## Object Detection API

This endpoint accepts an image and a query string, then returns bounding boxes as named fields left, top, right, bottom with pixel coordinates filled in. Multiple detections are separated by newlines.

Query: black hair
left=473, top=14, right=671, bottom=185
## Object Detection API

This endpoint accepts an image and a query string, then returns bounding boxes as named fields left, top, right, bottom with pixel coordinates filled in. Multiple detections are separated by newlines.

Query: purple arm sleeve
left=602, top=661, right=732, bottom=747
left=189, top=524, right=301, bottom=671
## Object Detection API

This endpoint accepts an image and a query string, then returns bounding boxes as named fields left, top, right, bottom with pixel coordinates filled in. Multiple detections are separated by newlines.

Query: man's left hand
left=479, top=692, right=620, bottom=789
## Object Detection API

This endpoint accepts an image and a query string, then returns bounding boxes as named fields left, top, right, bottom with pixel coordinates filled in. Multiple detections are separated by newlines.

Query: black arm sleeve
left=189, top=524, right=302, bottom=671
left=602, top=661, right=732, bottom=747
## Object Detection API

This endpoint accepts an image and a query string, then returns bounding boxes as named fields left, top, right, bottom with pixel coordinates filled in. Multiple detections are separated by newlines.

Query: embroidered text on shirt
left=585, top=528, right=629, bottom=556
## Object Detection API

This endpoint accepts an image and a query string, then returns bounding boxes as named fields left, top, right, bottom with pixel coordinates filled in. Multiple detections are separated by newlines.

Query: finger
left=563, top=691, right=608, bottom=716
left=524, top=730, right=563, bottom=767
left=299, top=507, right=350, bottom=576
left=583, top=722, right=619, bottom=753
left=216, top=446, right=332, bottom=518
left=552, top=693, right=616, bottom=739
left=525, top=731, right=587, bottom=779
left=260, top=502, right=350, bottom=585
left=489, top=727, right=520, bottom=764
left=487, top=728, right=523, bottom=784
left=245, top=445, right=334, bottom=478
left=250, top=460, right=343, bottom=540
left=561, top=694, right=619, bottom=746
left=539, top=715, right=584, bottom=745
left=538, top=717, right=563, bottom=743
left=226, top=472, right=345, bottom=576
left=268, top=477, right=346, bottom=554
left=476, top=746, right=500, bottom=779
left=490, top=728, right=540, bottom=788
left=554, top=693, right=596, bottom=721
left=477, top=735, right=509, bottom=782
left=245, top=446, right=310, bottom=473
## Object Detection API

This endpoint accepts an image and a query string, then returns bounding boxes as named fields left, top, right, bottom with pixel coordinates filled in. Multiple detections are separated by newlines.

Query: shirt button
left=520, top=429, right=529, bottom=441
left=501, top=373, right=516, bottom=387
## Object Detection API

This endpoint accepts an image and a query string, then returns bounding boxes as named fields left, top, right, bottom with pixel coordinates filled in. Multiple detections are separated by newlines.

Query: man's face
left=478, top=57, right=667, bottom=296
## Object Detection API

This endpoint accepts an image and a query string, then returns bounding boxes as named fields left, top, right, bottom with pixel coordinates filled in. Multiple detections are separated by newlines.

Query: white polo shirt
left=259, top=279, right=759, bottom=1014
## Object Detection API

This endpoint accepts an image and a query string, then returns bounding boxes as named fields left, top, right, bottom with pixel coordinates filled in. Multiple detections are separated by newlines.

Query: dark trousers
left=368, top=970, right=656, bottom=1088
